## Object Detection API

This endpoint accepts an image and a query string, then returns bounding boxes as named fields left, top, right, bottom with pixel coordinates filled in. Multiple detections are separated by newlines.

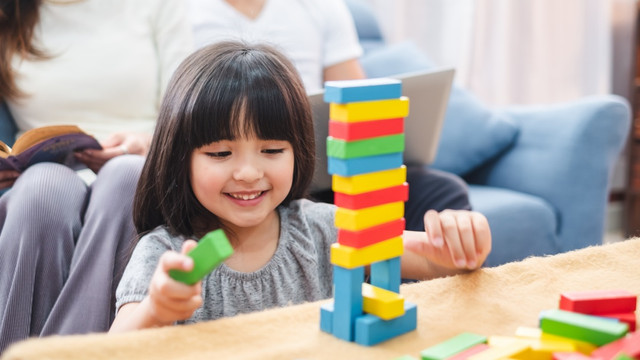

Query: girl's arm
left=110, top=240, right=203, bottom=333
left=401, top=210, right=492, bottom=280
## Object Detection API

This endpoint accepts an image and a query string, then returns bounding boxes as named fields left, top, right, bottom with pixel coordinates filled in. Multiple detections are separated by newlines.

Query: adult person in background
left=0, top=0, right=192, bottom=353
left=189, top=0, right=472, bottom=231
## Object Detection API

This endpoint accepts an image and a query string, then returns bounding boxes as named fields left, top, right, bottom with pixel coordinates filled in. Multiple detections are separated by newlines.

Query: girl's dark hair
left=134, top=41, right=315, bottom=237
left=0, top=0, right=47, bottom=100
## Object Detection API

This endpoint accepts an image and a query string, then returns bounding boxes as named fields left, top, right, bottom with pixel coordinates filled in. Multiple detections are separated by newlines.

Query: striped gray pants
left=0, top=155, right=144, bottom=353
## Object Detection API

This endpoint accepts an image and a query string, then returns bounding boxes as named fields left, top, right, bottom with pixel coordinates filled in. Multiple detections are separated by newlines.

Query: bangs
left=186, top=51, right=299, bottom=149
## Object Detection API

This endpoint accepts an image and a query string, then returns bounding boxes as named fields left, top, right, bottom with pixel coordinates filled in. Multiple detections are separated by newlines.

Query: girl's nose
left=232, top=160, right=263, bottom=182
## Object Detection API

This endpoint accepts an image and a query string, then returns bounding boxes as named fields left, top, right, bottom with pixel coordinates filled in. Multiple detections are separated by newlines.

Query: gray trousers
left=0, top=155, right=144, bottom=353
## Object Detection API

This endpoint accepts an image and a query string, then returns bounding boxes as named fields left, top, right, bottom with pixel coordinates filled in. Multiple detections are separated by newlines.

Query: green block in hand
left=169, top=229, right=233, bottom=285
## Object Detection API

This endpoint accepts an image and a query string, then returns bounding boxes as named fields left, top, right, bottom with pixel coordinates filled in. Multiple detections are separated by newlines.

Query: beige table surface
left=3, top=238, right=640, bottom=360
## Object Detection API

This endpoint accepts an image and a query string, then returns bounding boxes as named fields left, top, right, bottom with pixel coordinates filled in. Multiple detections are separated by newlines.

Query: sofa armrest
left=0, top=101, right=17, bottom=146
left=466, top=95, right=631, bottom=251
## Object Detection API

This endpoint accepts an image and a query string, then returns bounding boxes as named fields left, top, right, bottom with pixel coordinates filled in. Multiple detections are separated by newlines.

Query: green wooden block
left=393, top=356, right=419, bottom=360
left=614, top=354, right=634, bottom=360
left=326, top=134, right=405, bottom=159
left=420, top=332, right=487, bottom=360
left=539, top=309, right=628, bottom=346
left=169, top=229, right=233, bottom=285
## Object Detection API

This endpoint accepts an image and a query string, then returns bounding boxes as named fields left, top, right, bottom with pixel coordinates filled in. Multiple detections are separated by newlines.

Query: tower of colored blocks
left=319, top=77, right=417, bottom=346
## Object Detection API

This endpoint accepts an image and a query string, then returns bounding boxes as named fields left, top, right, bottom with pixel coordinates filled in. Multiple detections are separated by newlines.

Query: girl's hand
left=404, top=209, right=492, bottom=270
left=145, top=240, right=203, bottom=326
left=74, top=132, right=152, bottom=173
left=0, top=170, right=20, bottom=190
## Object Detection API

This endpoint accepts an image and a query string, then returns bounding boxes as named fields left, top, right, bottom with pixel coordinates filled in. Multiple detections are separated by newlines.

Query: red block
left=334, top=183, right=409, bottom=210
left=559, top=290, right=637, bottom=315
left=592, top=336, right=629, bottom=360
left=601, top=312, right=637, bottom=331
left=447, top=344, right=490, bottom=360
left=338, top=218, right=405, bottom=248
left=622, top=330, right=640, bottom=358
left=329, top=117, right=404, bottom=141
left=552, top=352, right=600, bottom=360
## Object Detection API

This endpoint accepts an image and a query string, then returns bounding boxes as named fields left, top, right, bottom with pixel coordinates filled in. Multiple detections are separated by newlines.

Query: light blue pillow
left=431, top=86, right=520, bottom=176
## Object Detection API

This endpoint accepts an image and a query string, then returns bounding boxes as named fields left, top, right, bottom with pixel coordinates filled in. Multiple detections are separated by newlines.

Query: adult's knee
left=94, top=155, right=144, bottom=192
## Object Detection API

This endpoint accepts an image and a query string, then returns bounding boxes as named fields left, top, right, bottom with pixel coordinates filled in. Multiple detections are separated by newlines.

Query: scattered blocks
left=169, top=229, right=233, bottom=285
left=560, top=290, right=637, bottom=315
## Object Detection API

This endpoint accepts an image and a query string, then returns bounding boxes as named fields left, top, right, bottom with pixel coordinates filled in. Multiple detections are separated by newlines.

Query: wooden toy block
left=330, top=97, right=410, bottom=122
left=370, top=257, right=401, bottom=293
left=445, top=344, right=491, bottom=360
left=331, top=237, right=404, bottom=269
left=590, top=334, right=630, bottom=360
left=393, top=356, right=419, bottom=360
left=613, top=355, right=634, bottom=360
left=332, top=165, right=406, bottom=195
left=599, top=312, right=637, bottom=331
left=169, top=229, right=233, bottom=285
left=328, top=152, right=403, bottom=177
left=488, top=335, right=576, bottom=359
left=320, top=302, right=333, bottom=334
left=334, top=183, right=409, bottom=210
left=539, top=333, right=597, bottom=355
left=467, top=342, right=531, bottom=360
left=552, top=352, right=598, bottom=360
left=515, top=326, right=542, bottom=339
left=335, top=201, right=404, bottom=231
left=324, top=77, right=402, bottom=104
left=361, top=283, right=404, bottom=320
left=623, top=330, right=640, bottom=357
left=327, top=134, right=405, bottom=159
left=419, top=332, right=488, bottom=360
left=354, top=301, right=417, bottom=346
left=559, top=290, right=637, bottom=315
left=338, top=218, right=405, bottom=248
left=329, top=117, right=404, bottom=141
left=539, top=309, right=629, bottom=346
left=332, top=265, right=364, bottom=342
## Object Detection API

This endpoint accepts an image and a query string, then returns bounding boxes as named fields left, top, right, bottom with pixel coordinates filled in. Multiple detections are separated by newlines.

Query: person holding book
left=0, top=0, right=192, bottom=353
left=109, top=41, right=491, bottom=332
left=188, top=0, right=473, bottom=231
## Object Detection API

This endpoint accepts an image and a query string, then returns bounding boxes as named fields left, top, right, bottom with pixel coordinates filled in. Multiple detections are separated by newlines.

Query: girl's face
left=190, top=136, right=295, bottom=232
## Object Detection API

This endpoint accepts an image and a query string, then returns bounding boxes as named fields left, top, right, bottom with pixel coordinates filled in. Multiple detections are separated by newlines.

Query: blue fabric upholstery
left=345, top=0, right=631, bottom=266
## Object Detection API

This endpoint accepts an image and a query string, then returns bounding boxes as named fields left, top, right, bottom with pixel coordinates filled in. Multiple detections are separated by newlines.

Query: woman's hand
left=74, top=132, right=152, bottom=173
left=144, top=240, right=203, bottom=326
left=0, top=170, right=20, bottom=190
left=404, top=210, right=492, bottom=271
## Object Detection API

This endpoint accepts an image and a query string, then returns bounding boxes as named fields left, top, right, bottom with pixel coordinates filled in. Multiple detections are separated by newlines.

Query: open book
left=0, top=125, right=102, bottom=172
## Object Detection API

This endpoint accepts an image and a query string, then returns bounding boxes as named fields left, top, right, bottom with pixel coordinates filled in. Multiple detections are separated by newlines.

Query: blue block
left=328, top=152, right=403, bottom=176
left=333, top=265, right=364, bottom=342
left=354, top=301, right=417, bottom=346
left=324, top=78, right=402, bottom=103
left=370, top=257, right=401, bottom=293
left=320, top=302, right=333, bottom=334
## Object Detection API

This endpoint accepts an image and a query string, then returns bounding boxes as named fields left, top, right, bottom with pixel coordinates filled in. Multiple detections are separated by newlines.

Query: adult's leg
left=0, top=164, right=87, bottom=353
left=404, top=165, right=471, bottom=231
left=41, top=155, right=145, bottom=336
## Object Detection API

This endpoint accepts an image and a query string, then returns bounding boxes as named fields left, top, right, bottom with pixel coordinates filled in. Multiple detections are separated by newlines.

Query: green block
left=394, top=356, right=419, bottom=360
left=614, top=354, right=634, bottom=360
left=169, top=229, right=233, bottom=285
left=539, top=309, right=628, bottom=346
left=420, top=332, right=487, bottom=360
left=326, top=134, right=405, bottom=159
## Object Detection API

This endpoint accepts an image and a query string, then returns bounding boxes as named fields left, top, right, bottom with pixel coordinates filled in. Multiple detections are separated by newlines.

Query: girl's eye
left=263, top=148, right=285, bottom=154
left=206, top=151, right=231, bottom=158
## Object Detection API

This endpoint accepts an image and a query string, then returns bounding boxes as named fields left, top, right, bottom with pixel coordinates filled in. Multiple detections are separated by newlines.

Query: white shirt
left=189, top=0, right=363, bottom=92
left=7, top=0, right=194, bottom=141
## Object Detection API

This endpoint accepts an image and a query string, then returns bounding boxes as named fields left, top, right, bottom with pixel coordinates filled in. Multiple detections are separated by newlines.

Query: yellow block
left=488, top=336, right=576, bottom=360
left=514, top=328, right=596, bottom=355
left=332, top=166, right=406, bottom=195
left=330, top=97, right=410, bottom=122
left=335, top=201, right=404, bottom=231
left=468, top=343, right=531, bottom=360
left=362, top=283, right=405, bottom=320
left=331, top=237, right=403, bottom=269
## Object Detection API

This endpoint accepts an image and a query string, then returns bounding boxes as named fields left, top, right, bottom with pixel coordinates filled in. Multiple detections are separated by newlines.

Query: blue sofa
left=346, top=0, right=631, bottom=266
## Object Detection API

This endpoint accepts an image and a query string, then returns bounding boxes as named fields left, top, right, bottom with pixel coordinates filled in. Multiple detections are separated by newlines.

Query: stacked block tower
left=319, top=78, right=417, bottom=346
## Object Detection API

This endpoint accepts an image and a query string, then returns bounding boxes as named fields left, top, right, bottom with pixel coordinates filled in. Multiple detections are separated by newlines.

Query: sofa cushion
left=431, top=87, right=520, bottom=176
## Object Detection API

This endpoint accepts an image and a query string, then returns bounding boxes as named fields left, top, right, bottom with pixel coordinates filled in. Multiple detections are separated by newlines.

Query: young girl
left=109, top=41, right=491, bottom=332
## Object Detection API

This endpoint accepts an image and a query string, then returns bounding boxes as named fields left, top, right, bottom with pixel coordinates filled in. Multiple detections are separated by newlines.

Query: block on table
left=419, top=332, right=487, bottom=360
left=539, top=309, right=629, bottom=346
left=332, top=265, right=365, bottom=341
left=354, top=301, right=417, bottom=346
left=559, top=290, right=637, bottom=315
